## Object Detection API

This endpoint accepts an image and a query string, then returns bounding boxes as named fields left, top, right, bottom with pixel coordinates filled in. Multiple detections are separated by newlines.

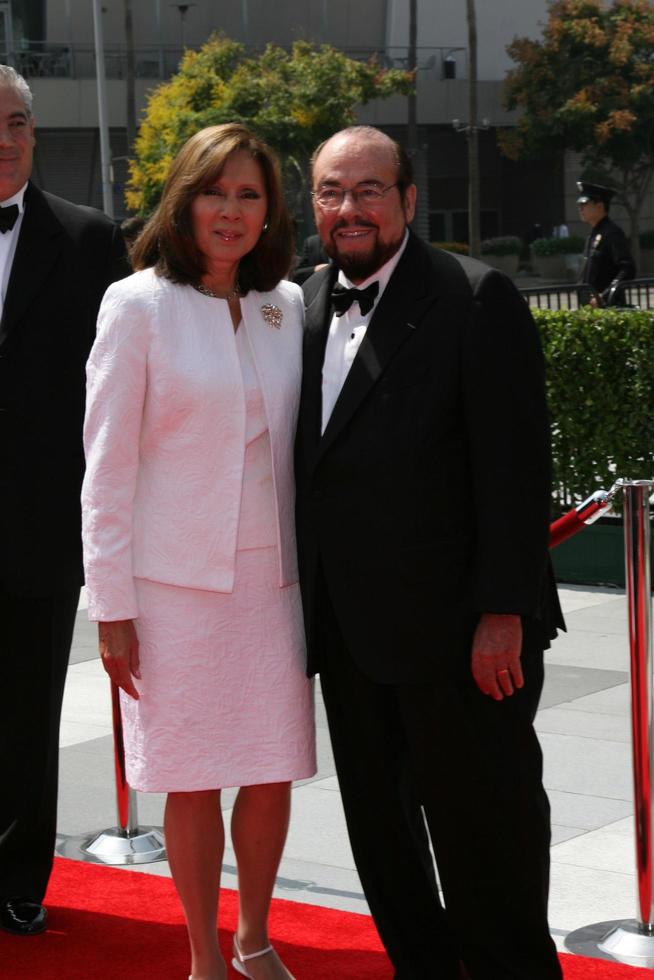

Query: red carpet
left=0, top=857, right=650, bottom=978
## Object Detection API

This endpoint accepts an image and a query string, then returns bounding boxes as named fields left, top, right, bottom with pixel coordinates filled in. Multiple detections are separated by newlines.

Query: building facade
left=3, top=0, right=645, bottom=244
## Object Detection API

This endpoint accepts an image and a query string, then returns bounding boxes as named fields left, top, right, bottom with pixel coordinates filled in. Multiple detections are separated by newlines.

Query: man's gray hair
left=0, top=65, right=33, bottom=116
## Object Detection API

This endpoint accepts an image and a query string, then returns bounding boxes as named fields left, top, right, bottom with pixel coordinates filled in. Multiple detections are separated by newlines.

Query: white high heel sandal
left=231, top=936, right=274, bottom=978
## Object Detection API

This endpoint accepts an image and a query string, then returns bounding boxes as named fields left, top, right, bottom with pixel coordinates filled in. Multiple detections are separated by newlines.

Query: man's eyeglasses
left=312, top=183, right=398, bottom=211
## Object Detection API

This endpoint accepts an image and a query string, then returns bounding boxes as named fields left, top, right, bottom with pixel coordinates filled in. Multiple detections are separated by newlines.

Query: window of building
left=429, top=209, right=500, bottom=244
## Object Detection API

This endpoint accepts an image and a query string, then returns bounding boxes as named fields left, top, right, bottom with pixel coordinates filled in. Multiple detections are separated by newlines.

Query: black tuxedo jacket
left=295, top=232, right=563, bottom=682
left=0, top=182, right=127, bottom=596
left=293, top=234, right=331, bottom=286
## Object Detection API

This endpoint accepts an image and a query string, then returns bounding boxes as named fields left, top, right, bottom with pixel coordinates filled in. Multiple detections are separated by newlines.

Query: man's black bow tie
left=0, top=204, right=19, bottom=233
left=331, top=280, right=380, bottom=317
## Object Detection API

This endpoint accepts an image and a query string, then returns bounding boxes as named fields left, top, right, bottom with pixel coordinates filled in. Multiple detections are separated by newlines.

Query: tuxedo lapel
left=0, top=183, right=64, bottom=347
left=316, top=234, right=440, bottom=464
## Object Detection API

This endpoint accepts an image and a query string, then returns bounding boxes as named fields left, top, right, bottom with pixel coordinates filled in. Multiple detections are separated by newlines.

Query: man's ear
left=403, top=183, right=417, bottom=224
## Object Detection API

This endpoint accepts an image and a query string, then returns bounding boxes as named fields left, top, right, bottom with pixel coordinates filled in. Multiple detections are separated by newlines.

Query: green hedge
left=432, top=241, right=469, bottom=255
left=535, top=308, right=654, bottom=514
left=532, top=235, right=585, bottom=256
left=481, top=235, right=522, bottom=256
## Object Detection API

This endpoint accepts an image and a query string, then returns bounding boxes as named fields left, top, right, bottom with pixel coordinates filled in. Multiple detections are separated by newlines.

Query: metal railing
left=5, top=41, right=466, bottom=82
left=519, top=278, right=654, bottom=311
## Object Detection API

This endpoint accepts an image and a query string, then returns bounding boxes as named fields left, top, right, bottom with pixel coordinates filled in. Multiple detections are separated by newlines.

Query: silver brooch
left=261, top=304, right=283, bottom=329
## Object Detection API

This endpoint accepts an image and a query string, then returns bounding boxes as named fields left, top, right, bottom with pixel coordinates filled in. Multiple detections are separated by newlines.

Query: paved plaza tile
left=57, top=583, right=643, bottom=953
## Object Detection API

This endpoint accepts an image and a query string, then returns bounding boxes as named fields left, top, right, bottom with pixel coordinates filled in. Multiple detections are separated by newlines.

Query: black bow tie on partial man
left=331, top=280, right=379, bottom=317
left=0, top=203, right=18, bottom=233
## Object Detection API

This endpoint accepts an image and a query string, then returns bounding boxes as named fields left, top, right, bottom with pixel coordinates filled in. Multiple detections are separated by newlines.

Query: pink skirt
left=120, top=546, right=316, bottom=792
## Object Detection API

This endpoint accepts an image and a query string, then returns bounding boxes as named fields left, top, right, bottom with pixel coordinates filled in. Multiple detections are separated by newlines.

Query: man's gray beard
left=325, top=233, right=404, bottom=282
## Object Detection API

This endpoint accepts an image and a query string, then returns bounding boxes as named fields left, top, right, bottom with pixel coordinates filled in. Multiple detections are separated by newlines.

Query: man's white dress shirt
left=321, top=230, right=409, bottom=434
left=0, top=182, right=27, bottom=320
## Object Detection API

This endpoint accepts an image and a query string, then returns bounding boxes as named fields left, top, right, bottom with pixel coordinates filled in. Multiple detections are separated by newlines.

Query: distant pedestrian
left=577, top=181, right=635, bottom=305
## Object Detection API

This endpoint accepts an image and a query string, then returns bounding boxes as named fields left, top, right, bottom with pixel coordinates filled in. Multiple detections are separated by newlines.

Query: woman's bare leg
left=165, top=789, right=226, bottom=980
left=231, top=782, right=294, bottom=979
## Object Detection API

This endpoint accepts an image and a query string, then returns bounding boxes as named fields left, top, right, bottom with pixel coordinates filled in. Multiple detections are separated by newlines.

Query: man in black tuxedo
left=0, top=67, right=126, bottom=935
left=295, top=126, right=564, bottom=978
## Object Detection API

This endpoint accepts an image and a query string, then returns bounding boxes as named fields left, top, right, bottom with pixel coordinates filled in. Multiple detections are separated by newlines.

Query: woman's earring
left=262, top=219, right=269, bottom=233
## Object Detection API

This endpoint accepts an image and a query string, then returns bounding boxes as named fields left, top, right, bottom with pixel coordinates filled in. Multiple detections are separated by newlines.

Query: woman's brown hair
left=131, top=123, right=294, bottom=294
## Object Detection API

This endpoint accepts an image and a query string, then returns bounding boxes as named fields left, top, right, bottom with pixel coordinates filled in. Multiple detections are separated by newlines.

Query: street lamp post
left=91, top=0, right=113, bottom=217
left=155, top=0, right=164, bottom=77
left=408, top=0, right=417, bottom=155
left=171, top=3, right=195, bottom=51
left=124, top=0, right=136, bottom=153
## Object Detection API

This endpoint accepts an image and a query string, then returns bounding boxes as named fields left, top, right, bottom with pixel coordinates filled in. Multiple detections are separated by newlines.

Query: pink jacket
left=82, top=268, right=304, bottom=621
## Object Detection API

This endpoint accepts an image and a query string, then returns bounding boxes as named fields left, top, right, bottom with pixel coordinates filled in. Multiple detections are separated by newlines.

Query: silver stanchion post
left=549, top=485, right=618, bottom=549
left=57, top=682, right=166, bottom=865
left=565, top=478, right=654, bottom=965
left=110, top=678, right=134, bottom=833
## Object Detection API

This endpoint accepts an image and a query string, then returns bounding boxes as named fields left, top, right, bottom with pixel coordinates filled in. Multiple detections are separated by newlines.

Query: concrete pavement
left=56, top=583, right=640, bottom=959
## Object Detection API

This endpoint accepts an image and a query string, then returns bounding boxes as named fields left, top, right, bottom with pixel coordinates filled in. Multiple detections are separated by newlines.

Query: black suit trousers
left=0, top=586, right=79, bottom=901
left=319, top=596, right=562, bottom=980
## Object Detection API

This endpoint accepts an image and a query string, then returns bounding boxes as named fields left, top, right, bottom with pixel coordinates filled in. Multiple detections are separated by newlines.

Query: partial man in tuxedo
left=0, top=66, right=126, bottom=935
left=292, top=232, right=330, bottom=285
left=295, top=126, right=564, bottom=978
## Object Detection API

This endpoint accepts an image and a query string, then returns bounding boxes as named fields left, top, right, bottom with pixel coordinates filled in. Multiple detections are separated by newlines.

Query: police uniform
left=577, top=181, right=635, bottom=304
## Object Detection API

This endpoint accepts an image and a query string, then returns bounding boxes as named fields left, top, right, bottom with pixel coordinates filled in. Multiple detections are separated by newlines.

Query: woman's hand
left=98, top=620, right=141, bottom=700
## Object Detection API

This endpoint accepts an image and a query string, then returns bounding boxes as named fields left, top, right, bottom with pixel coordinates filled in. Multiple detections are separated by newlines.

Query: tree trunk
left=626, top=205, right=640, bottom=274
left=617, top=165, right=652, bottom=276
left=631, top=167, right=653, bottom=275
left=466, top=0, right=481, bottom=258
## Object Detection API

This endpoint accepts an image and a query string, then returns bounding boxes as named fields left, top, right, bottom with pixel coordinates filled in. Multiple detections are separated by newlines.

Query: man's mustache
left=331, top=218, right=377, bottom=234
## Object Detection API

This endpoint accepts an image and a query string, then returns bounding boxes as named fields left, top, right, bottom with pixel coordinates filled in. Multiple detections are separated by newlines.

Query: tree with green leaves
left=126, top=35, right=413, bottom=216
left=501, top=0, right=654, bottom=255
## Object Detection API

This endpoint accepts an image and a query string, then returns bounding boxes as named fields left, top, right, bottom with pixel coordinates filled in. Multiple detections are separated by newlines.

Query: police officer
left=577, top=181, right=635, bottom=305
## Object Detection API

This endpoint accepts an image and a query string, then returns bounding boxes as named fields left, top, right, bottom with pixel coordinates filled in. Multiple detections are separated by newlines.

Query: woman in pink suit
left=82, top=124, right=316, bottom=980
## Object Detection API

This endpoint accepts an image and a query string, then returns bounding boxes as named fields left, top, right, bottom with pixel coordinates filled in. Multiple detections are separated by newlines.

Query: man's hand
left=471, top=613, right=524, bottom=701
left=98, top=619, right=141, bottom=700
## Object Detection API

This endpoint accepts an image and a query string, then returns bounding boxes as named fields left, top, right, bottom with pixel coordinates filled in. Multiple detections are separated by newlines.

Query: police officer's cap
left=576, top=181, right=615, bottom=205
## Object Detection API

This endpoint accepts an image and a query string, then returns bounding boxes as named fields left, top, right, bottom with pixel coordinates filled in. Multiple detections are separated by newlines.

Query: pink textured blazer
left=82, top=268, right=304, bottom=622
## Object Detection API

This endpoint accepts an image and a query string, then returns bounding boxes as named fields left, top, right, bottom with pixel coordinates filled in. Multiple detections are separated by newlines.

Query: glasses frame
left=311, top=182, right=399, bottom=211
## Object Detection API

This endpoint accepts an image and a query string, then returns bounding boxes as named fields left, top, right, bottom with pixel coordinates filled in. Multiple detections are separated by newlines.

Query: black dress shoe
left=0, top=897, right=48, bottom=935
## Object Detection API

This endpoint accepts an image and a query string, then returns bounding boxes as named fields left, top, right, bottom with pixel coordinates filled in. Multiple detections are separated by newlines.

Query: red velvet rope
left=549, top=509, right=587, bottom=549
